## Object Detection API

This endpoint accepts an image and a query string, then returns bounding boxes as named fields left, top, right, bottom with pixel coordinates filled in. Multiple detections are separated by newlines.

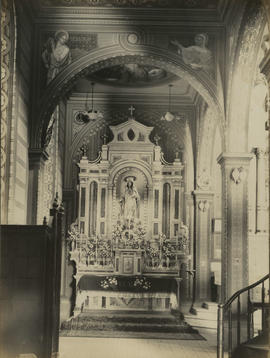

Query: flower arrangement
left=98, top=240, right=111, bottom=258
left=133, top=276, right=151, bottom=291
left=112, top=222, right=124, bottom=240
left=84, top=240, right=96, bottom=258
left=100, top=276, right=118, bottom=290
left=178, top=235, right=189, bottom=253
left=159, top=233, right=166, bottom=244
left=134, top=223, right=146, bottom=241
left=146, top=246, right=159, bottom=258
left=162, top=238, right=174, bottom=258
left=112, top=221, right=146, bottom=249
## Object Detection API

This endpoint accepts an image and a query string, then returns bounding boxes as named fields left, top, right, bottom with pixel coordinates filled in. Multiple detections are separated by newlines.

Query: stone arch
left=226, top=0, right=267, bottom=152
left=32, top=44, right=225, bottom=151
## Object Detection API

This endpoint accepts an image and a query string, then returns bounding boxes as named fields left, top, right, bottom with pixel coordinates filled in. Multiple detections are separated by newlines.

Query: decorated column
left=193, top=190, right=214, bottom=301
left=184, top=192, right=195, bottom=300
left=218, top=153, right=252, bottom=300
left=254, top=148, right=267, bottom=233
left=107, top=185, right=113, bottom=237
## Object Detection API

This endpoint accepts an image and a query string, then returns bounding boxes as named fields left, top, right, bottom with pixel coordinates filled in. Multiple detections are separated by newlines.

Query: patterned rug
left=60, top=310, right=205, bottom=340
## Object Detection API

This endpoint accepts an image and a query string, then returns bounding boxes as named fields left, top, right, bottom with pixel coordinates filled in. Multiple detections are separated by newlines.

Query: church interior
left=1, top=0, right=270, bottom=357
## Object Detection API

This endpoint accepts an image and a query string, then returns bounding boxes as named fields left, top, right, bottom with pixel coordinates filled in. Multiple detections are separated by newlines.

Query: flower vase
left=166, top=257, right=170, bottom=268
left=152, top=258, right=155, bottom=267
left=102, top=257, right=106, bottom=266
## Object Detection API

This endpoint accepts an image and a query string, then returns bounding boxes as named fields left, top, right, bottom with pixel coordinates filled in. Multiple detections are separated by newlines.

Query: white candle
left=95, top=236, right=98, bottom=261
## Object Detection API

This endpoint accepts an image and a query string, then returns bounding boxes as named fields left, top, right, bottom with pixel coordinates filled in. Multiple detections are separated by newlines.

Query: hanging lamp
left=161, top=84, right=175, bottom=122
left=76, top=82, right=103, bottom=123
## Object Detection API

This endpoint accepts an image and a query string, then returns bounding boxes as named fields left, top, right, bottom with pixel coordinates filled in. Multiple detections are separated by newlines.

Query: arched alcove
left=31, top=48, right=225, bottom=152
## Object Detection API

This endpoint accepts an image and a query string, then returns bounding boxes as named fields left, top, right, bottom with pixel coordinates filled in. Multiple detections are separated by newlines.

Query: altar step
left=60, top=310, right=202, bottom=339
left=184, top=302, right=218, bottom=330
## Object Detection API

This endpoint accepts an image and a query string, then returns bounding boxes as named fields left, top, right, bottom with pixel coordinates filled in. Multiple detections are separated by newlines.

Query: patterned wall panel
left=7, top=1, right=34, bottom=223
left=1, top=0, right=14, bottom=223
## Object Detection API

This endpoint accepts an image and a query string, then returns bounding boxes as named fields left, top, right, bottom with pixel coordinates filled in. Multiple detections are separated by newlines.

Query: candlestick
left=95, top=235, right=98, bottom=263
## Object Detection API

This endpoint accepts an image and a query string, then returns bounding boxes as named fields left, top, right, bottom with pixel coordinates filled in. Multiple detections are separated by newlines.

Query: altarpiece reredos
left=68, top=114, right=190, bottom=313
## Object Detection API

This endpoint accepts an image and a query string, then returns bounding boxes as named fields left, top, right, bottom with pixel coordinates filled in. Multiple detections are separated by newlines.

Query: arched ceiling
left=73, top=74, right=197, bottom=104
left=89, top=64, right=177, bottom=88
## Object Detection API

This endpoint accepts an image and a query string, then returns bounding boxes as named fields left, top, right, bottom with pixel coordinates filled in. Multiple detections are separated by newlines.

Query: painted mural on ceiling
left=90, top=64, right=177, bottom=87
left=40, top=0, right=218, bottom=9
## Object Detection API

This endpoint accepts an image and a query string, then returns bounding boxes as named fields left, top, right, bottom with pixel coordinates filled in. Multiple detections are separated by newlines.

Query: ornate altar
left=67, top=114, right=190, bottom=312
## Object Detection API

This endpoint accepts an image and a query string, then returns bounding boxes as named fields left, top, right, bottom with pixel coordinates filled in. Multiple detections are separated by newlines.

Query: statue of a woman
left=120, top=176, right=140, bottom=222
left=42, top=30, right=72, bottom=85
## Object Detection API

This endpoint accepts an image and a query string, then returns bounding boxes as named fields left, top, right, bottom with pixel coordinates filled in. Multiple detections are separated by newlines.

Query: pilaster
left=254, top=148, right=267, bottom=233
left=218, top=152, right=253, bottom=301
left=184, top=192, right=195, bottom=300
left=27, top=149, right=49, bottom=224
left=193, top=190, right=214, bottom=301
left=61, top=189, right=74, bottom=298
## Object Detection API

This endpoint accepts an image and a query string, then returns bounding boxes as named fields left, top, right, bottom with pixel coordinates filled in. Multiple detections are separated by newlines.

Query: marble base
left=77, top=290, right=177, bottom=311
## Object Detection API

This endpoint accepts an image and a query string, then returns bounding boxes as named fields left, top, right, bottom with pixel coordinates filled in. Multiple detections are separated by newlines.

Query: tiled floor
left=59, top=303, right=219, bottom=358
left=59, top=335, right=217, bottom=358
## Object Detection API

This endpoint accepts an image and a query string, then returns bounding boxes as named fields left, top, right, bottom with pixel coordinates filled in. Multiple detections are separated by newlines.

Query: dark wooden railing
left=217, top=274, right=269, bottom=358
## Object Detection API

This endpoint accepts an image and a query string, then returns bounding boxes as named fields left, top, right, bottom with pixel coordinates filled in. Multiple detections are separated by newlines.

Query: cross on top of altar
left=128, top=105, right=135, bottom=117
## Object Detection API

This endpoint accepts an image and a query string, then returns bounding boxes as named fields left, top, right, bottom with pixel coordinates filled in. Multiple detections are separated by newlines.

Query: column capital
left=254, top=147, right=266, bottom=159
left=217, top=152, right=253, bottom=167
left=184, top=192, right=195, bottom=208
left=29, top=148, right=49, bottom=167
left=192, top=190, right=215, bottom=200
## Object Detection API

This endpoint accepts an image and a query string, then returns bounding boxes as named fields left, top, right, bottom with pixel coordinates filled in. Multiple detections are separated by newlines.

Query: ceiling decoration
left=89, top=64, right=176, bottom=87
left=40, top=0, right=219, bottom=9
